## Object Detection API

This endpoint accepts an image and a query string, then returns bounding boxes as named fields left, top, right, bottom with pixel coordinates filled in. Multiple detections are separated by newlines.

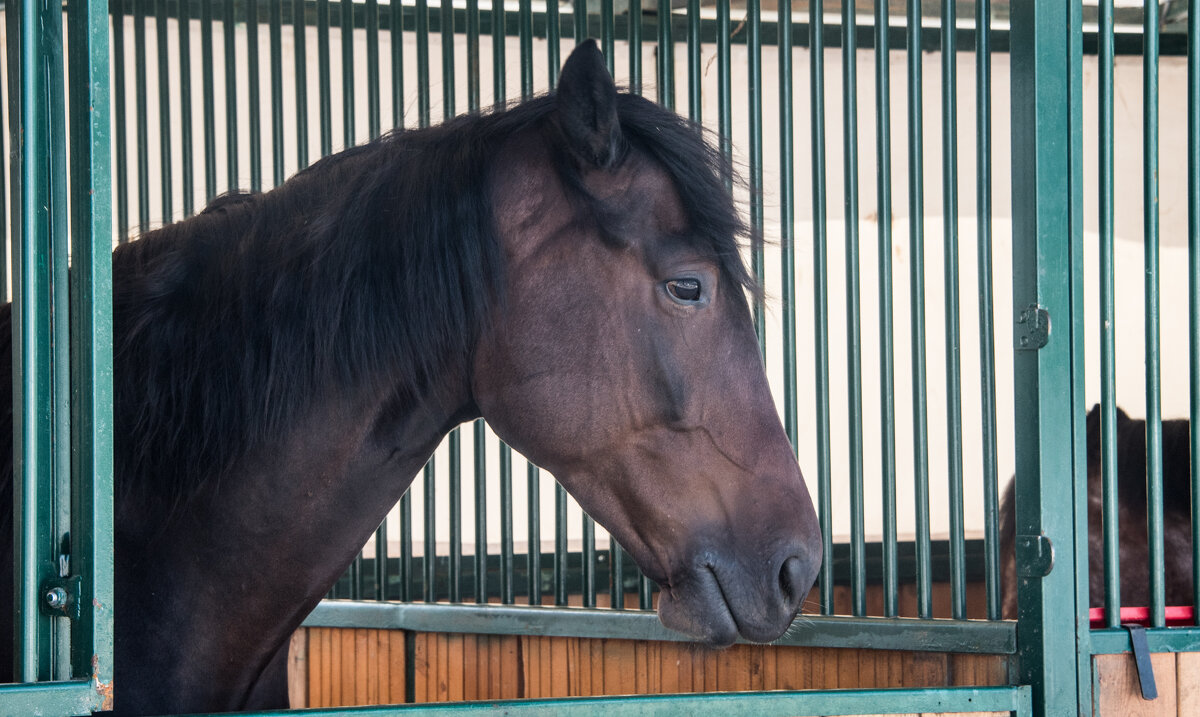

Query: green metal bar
left=610, top=540, right=624, bottom=609
left=500, top=443, right=515, bottom=604
left=367, top=0, right=381, bottom=137
left=343, top=0, right=358, bottom=146
left=842, top=0, right=865, bottom=618
left=1143, top=0, right=1165, bottom=629
left=186, top=685, right=1035, bottom=716
left=305, top=602, right=1017, bottom=654
left=554, top=486, right=567, bottom=605
left=716, top=0, right=730, bottom=172
left=975, top=0, right=1000, bottom=622
left=601, top=0, right=614, bottom=74
left=392, top=0, right=406, bottom=126
left=441, top=0, right=455, bottom=117
left=473, top=420, right=487, bottom=603
left=546, top=0, right=560, bottom=91
left=687, top=0, right=700, bottom=122
left=417, top=0, right=431, bottom=125
left=572, top=0, right=585, bottom=44
left=423, top=462, right=436, bottom=602
left=941, top=0, right=966, bottom=623
left=248, top=0, right=263, bottom=190
left=65, top=0, right=114, bottom=685
left=318, top=0, right=333, bottom=152
left=528, top=464, right=542, bottom=605
left=466, top=0, right=480, bottom=113
left=201, top=0, right=217, bottom=198
left=906, top=0, right=931, bottom=620
left=449, top=430, right=462, bottom=603
left=582, top=515, right=595, bottom=608
left=270, top=0, right=286, bottom=186
left=155, top=2, right=173, bottom=221
left=134, top=0, right=149, bottom=231
left=224, top=0, right=240, bottom=186
left=0, top=681, right=118, bottom=715
left=491, top=0, right=505, bottom=108
left=294, top=0, right=310, bottom=167
left=374, top=520, right=388, bottom=601
left=807, top=0, right=833, bottom=616
left=748, top=0, right=764, bottom=347
left=638, top=573, right=652, bottom=611
left=874, top=0, right=897, bottom=619
left=656, top=0, right=673, bottom=109
left=400, top=491, right=413, bottom=602
left=1190, top=0, right=1200, bottom=628
left=111, top=2, right=130, bottom=241
left=1010, top=1, right=1089, bottom=713
left=519, top=0, right=532, bottom=100
left=628, top=0, right=641, bottom=95
left=178, top=0, right=195, bottom=213
left=1098, top=0, right=1120, bottom=631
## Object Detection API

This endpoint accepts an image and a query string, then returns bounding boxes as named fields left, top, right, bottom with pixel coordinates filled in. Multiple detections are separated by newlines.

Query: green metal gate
left=3, top=0, right=1197, bottom=715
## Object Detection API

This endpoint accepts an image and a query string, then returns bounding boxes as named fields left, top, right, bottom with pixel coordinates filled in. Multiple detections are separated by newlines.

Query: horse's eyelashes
left=666, top=278, right=702, bottom=303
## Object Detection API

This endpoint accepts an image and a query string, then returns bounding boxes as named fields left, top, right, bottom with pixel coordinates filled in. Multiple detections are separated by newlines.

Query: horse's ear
left=556, top=40, right=623, bottom=169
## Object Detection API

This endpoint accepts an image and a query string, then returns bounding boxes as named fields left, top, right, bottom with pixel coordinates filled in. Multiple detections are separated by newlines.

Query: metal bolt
left=45, top=587, right=68, bottom=610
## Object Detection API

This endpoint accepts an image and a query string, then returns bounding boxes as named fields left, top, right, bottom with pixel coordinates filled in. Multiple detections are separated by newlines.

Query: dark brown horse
left=1000, top=404, right=1194, bottom=619
left=0, top=41, right=820, bottom=714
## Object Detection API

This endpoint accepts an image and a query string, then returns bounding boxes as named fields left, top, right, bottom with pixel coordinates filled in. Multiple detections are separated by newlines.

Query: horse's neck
left=114, top=384, right=474, bottom=713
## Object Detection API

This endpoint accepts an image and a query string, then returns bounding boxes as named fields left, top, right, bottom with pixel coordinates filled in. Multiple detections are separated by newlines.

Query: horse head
left=473, top=41, right=821, bottom=646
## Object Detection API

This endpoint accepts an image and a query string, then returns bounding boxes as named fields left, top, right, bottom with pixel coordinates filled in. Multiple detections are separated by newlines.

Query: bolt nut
left=44, top=587, right=68, bottom=610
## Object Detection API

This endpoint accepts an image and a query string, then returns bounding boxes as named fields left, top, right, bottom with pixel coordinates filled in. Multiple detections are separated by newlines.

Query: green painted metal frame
left=0, top=0, right=115, bottom=708
left=189, top=686, right=1033, bottom=716
left=1008, top=2, right=1090, bottom=716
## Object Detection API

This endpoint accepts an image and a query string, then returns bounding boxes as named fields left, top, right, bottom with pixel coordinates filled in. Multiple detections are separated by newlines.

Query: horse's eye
left=666, top=278, right=702, bottom=303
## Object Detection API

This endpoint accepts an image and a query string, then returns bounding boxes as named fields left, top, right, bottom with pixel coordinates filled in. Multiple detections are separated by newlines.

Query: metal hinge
left=1014, top=534, right=1055, bottom=578
left=1016, top=304, right=1051, bottom=350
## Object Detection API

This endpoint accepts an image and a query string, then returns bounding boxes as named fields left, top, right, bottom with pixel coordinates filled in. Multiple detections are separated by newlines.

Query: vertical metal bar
left=466, top=0, right=480, bottom=113
left=572, top=0, right=585, bottom=43
left=686, top=0, right=700, bottom=122
left=601, top=0, right=614, bottom=73
left=874, top=0, right=898, bottom=618
left=154, top=1, right=173, bottom=222
left=941, top=0, right=967, bottom=623
left=528, top=464, right=542, bottom=605
left=656, top=0, right=672, bottom=109
left=906, top=0, right=931, bottom=620
left=582, top=515, right=595, bottom=608
left=224, top=0, right=241, bottom=186
left=1098, top=0, right=1120, bottom=630
left=134, top=0, right=149, bottom=231
left=807, top=0, right=833, bottom=616
left=449, top=430, right=462, bottom=603
left=318, top=0, right=333, bottom=153
left=748, top=0, right=764, bottom=347
left=367, top=0, right=381, bottom=138
left=500, top=444, right=515, bottom=604
left=294, top=0, right=310, bottom=168
left=418, top=0, right=432, bottom=124
left=247, top=0, right=262, bottom=190
left=112, top=1, right=130, bottom=241
left=374, top=520, right=389, bottom=600
left=842, top=0, right=865, bottom=618
left=343, top=0, right=358, bottom=147
left=1010, top=1, right=1089, bottom=711
left=178, top=0, right=195, bottom=214
left=67, top=0, right=115, bottom=683
left=546, top=0, right=560, bottom=91
left=201, top=0, right=217, bottom=199
left=491, top=0, right=505, bottom=108
left=716, top=0, right=730, bottom=170
left=1143, top=0, right=1165, bottom=630
left=400, top=491, right=413, bottom=602
left=270, top=0, right=286, bottom=187
left=423, top=462, right=436, bottom=602
left=392, top=0, right=406, bottom=126
left=1190, top=0, right=1200, bottom=628
left=639, top=570, right=652, bottom=610
left=628, top=0, right=641, bottom=95
left=554, top=485, right=567, bottom=606
left=519, top=0, right=532, bottom=100
left=610, top=539, right=625, bottom=609
left=474, top=420, right=488, bottom=603
left=975, top=0, right=1000, bottom=623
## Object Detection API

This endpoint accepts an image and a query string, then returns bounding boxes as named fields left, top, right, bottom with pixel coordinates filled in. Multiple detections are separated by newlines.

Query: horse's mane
left=112, top=90, right=753, bottom=506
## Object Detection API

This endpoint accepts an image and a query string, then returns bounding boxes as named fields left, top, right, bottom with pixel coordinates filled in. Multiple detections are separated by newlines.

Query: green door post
left=1009, top=2, right=1091, bottom=716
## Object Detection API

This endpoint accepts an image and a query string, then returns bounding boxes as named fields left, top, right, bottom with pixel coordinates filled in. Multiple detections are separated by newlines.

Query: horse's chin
left=655, top=569, right=796, bottom=648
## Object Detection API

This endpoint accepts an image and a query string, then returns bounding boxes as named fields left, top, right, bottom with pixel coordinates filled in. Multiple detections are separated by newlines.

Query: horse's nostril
left=779, top=555, right=807, bottom=605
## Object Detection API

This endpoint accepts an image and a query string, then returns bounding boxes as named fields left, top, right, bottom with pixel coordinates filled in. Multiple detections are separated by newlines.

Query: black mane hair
left=113, top=89, right=753, bottom=505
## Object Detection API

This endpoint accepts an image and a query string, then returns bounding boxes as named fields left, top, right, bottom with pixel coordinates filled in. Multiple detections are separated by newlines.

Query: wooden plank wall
left=1092, top=652, right=1200, bottom=716
left=290, top=628, right=1010, bottom=711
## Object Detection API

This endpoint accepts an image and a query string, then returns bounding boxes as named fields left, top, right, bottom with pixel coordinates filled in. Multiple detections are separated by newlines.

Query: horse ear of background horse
left=0, top=40, right=820, bottom=714
left=999, top=404, right=1194, bottom=619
